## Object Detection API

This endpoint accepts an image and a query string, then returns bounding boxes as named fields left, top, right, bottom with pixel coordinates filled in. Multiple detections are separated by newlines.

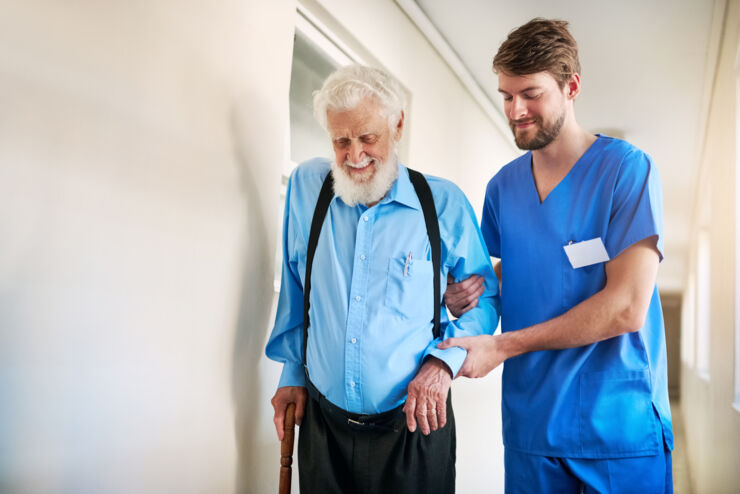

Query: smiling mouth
left=345, top=159, right=375, bottom=172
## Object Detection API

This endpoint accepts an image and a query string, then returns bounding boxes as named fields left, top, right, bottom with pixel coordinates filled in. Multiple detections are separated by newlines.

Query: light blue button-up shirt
left=266, top=158, right=500, bottom=414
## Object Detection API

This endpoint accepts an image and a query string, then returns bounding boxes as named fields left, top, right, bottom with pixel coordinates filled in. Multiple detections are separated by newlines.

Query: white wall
left=0, top=1, right=295, bottom=492
left=0, top=0, right=516, bottom=492
left=680, top=1, right=740, bottom=491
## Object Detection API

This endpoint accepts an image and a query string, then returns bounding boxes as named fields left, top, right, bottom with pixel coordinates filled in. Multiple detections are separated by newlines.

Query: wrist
left=426, top=356, right=454, bottom=379
left=496, top=332, right=519, bottom=361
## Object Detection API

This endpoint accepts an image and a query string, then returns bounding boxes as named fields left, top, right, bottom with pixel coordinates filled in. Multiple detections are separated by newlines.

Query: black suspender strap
left=303, top=172, right=335, bottom=368
left=407, top=168, right=442, bottom=339
left=302, top=167, right=443, bottom=373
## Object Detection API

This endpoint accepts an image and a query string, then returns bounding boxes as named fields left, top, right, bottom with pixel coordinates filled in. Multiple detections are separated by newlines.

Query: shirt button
left=351, top=337, right=357, bottom=344
left=363, top=216, right=369, bottom=222
left=355, top=295, right=361, bottom=302
left=360, top=254, right=366, bottom=260
left=350, top=381, right=356, bottom=388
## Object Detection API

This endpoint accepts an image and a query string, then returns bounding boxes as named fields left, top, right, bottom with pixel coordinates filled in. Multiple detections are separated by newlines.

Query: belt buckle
left=347, top=416, right=373, bottom=428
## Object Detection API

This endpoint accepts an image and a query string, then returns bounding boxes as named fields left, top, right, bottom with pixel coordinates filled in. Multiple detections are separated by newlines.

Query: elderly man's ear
left=394, top=111, right=405, bottom=141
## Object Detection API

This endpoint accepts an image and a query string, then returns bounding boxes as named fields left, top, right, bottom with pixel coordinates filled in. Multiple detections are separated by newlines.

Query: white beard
left=331, top=153, right=399, bottom=207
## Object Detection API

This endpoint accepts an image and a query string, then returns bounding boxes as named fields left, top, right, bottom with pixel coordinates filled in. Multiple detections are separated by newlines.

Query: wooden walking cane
left=279, top=402, right=297, bottom=494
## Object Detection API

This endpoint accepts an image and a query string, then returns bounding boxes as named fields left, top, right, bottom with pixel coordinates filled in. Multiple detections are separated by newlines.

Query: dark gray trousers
left=298, top=382, right=456, bottom=494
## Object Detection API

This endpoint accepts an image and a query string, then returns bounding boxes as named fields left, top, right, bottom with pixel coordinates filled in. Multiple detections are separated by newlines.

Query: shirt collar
left=379, top=163, right=421, bottom=210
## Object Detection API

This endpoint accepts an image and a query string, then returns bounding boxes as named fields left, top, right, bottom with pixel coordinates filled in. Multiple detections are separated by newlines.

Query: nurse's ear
left=565, top=73, right=581, bottom=101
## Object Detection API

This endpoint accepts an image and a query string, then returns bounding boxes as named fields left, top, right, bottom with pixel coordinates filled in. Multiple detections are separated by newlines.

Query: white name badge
left=563, top=237, right=610, bottom=269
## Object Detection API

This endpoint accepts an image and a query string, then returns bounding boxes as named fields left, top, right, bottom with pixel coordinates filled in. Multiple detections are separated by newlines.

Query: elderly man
left=265, top=65, right=499, bottom=493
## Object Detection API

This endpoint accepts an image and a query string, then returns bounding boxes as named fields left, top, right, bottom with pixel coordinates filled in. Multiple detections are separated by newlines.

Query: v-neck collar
left=528, top=134, right=604, bottom=205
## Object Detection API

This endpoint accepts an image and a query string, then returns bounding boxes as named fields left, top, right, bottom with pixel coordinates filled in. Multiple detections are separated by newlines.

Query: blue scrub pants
left=504, top=446, right=672, bottom=494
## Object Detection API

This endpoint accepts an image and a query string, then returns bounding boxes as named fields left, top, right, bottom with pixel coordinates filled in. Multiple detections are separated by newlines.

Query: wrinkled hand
left=403, top=357, right=452, bottom=435
left=437, top=335, right=506, bottom=378
left=444, top=274, right=484, bottom=318
left=270, top=386, right=307, bottom=441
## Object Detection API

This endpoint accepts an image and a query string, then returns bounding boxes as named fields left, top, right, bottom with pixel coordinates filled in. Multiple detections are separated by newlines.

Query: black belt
left=306, top=378, right=405, bottom=432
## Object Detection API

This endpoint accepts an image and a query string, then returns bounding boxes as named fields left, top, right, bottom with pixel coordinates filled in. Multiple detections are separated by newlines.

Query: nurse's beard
left=512, top=110, right=566, bottom=150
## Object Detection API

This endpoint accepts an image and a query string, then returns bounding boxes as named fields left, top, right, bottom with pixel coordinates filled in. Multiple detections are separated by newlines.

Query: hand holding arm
left=444, top=261, right=500, bottom=318
left=436, top=334, right=506, bottom=378
left=444, top=274, right=484, bottom=317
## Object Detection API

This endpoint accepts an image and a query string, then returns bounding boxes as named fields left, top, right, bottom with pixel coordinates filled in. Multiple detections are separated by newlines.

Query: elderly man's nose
left=349, top=141, right=364, bottom=163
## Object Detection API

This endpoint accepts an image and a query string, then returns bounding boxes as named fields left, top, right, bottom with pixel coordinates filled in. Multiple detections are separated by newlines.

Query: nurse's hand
left=444, top=274, right=484, bottom=317
left=404, top=357, right=452, bottom=435
left=271, top=386, right=307, bottom=441
left=437, top=335, right=506, bottom=378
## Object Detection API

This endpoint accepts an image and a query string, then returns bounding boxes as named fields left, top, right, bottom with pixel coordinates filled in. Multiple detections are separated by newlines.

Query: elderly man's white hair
left=313, top=64, right=407, bottom=131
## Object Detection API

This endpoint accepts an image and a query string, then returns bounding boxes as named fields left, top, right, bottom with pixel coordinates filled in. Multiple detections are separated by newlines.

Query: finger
left=460, top=298, right=479, bottom=313
left=458, top=274, right=481, bottom=291
left=472, top=282, right=485, bottom=298
left=404, top=396, right=417, bottom=432
left=459, top=283, right=484, bottom=307
left=447, top=273, right=455, bottom=285
left=295, top=392, right=307, bottom=426
left=446, top=278, right=484, bottom=313
left=446, top=275, right=476, bottom=294
left=461, top=275, right=484, bottom=294
left=437, top=397, right=448, bottom=429
left=437, top=337, right=466, bottom=350
left=437, top=337, right=455, bottom=350
left=415, top=406, right=431, bottom=435
left=427, top=405, right=439, bottom=431
left=273, top=403, right=286, bottom=441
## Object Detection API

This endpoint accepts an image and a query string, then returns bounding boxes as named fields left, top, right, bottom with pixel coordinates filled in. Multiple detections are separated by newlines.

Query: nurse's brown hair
left=493, top=18, right=581, bottom=88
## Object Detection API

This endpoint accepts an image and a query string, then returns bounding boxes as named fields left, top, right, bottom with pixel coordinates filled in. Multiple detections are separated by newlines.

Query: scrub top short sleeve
left=604, top=150, right=664, bottom=261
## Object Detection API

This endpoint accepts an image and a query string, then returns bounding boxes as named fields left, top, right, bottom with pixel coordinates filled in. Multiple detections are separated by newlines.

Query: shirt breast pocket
left=385, top=257, right=435, bottom=320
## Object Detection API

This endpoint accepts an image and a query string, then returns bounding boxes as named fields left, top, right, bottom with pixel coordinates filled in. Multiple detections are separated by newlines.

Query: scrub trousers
left=504, top=445, right=673, bottom=494
left=297, top=381, right=456, bottom=494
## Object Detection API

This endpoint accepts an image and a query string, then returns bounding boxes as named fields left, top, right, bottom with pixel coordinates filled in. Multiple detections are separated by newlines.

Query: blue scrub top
left=481, top=135, right=673, bottom=459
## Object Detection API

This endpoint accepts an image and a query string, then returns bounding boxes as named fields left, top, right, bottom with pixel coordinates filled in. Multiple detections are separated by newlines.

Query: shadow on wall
left=229, top=91, right=279, bottom=494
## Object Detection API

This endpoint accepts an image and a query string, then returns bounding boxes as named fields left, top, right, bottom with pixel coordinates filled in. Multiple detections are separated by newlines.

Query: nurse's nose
left=510, top=96, right=528, bottom=120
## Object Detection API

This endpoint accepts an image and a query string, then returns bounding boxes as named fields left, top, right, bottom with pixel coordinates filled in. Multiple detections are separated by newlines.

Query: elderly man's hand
left=270, top=386, right=307, bottom=441
left=403, top=357, right=452, bottom=435
left=444, top=274, right=484, bottom=318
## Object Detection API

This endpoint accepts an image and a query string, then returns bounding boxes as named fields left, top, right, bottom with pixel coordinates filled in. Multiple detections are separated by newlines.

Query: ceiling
left=406, top=0, right=722, bottom=291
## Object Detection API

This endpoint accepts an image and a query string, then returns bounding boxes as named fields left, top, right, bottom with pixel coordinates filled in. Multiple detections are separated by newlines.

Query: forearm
left=497, top=285, right=643, bottom=359
left=440, top=238, right=660, bottom=378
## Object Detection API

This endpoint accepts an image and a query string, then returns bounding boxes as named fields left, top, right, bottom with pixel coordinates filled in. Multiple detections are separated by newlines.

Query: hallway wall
left=680, top=1, right=740, bottom=491
left=0, top=1, right=516, bottom=492
left=0, top=1, right=296, bottom=492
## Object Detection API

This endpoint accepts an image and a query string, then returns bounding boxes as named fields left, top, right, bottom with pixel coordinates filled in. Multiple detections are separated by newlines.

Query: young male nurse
left=441, top=18, right=673, bottom=493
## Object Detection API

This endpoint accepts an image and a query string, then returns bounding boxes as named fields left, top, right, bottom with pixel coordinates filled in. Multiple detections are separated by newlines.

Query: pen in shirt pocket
left=403, top=251, right=412, bottom=277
